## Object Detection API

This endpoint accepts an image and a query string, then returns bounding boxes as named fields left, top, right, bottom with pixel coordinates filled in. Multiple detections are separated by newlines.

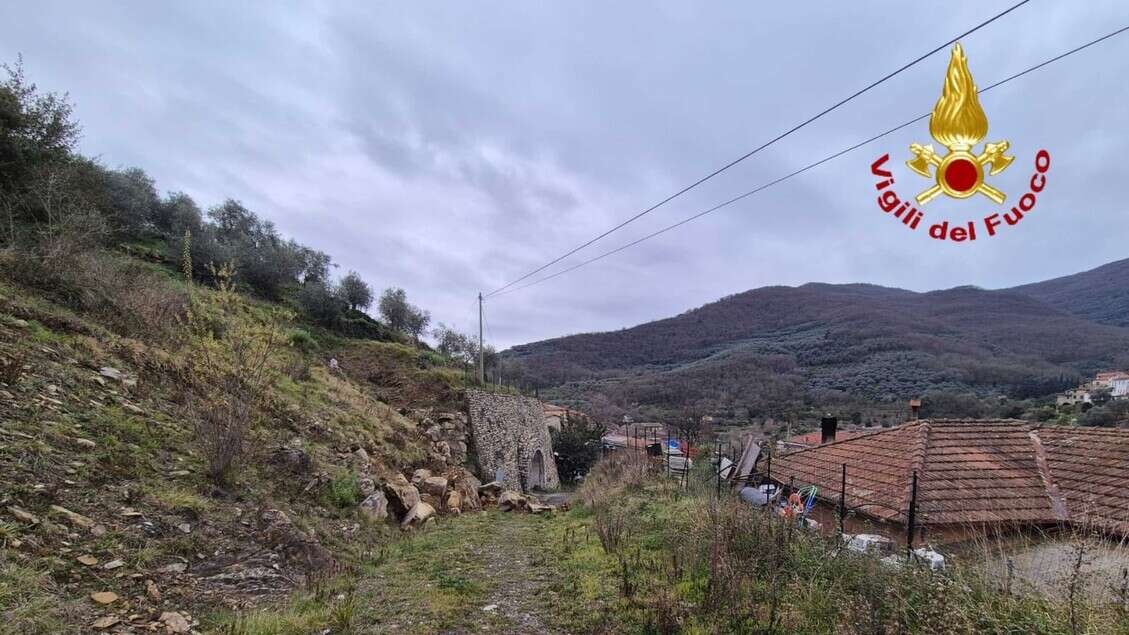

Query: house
left=768, top=419, right=1129, bottom=546
left=542, top=403, right=569, bottom=433
left=776, top=416, right=866, bottom=453
left=1095, top=371, right=1129, bottom=399
left=1056, top=388, right=1093, bottom=407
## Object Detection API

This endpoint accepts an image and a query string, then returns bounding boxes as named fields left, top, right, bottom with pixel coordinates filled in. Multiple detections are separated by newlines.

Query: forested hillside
left=1010, top=257, right=1129, bottom=327
left=501, top=276, right=1129, bottom=423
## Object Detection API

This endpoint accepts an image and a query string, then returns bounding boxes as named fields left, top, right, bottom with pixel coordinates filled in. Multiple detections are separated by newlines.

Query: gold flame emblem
left=906, top=43, right=1013, bottom=204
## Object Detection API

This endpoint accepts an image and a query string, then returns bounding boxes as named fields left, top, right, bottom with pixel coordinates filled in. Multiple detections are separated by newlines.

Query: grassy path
left=354, top=511, right=576, bottom=634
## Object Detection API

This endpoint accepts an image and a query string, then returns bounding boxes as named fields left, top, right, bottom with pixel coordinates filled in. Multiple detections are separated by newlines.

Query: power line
left=490, top=24, right=1129, bottom=298
left=485, top=0, right=1033, bottom=297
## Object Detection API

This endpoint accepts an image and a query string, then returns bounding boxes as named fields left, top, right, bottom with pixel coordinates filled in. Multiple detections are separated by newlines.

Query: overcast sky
left=4, top=2, right=1128, bottom=347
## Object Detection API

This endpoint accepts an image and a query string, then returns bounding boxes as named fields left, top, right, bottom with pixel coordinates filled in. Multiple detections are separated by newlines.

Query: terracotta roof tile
left=769, top=419, right=1129, bottom=534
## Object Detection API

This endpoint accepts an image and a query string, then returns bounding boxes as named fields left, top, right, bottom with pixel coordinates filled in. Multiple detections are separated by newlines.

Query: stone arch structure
left=467, top=390, right=560, bottom=493
left=527, top=449, right=546, bottom=490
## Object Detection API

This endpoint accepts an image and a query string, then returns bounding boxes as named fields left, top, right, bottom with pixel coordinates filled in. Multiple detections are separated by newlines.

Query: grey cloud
left=3, top=1, right=1128, bottom=348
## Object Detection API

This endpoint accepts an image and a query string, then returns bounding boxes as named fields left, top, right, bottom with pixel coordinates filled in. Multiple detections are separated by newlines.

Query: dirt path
left=471, top=516, right=558, bottom=633
left=356, top=511, right=571, bottom=634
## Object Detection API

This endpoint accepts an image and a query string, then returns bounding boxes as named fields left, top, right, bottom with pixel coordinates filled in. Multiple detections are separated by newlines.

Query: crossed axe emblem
left=906, top=141, right=1014, bottom=205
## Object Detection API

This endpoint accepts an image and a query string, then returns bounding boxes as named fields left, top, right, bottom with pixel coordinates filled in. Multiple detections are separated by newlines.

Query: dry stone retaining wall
left=466, top=390, right=560, bottom=492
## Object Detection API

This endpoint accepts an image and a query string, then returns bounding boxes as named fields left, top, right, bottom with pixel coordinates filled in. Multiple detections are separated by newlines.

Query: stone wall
left=466, top=390, right=560, bottom=492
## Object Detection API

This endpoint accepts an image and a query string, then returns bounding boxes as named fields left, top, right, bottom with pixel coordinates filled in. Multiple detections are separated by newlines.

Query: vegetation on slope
left=501, top=281, right=1129, bottom=425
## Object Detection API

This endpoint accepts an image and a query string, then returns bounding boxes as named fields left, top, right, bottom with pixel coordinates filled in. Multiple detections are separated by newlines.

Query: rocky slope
left=0, top=276, right=494, bottom=633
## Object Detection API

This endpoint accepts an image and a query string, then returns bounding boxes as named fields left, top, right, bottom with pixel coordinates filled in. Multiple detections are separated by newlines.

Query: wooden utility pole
left=477, top=292, right=485, bottom=384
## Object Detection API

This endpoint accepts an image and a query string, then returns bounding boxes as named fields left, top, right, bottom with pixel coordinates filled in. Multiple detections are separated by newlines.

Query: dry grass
left=565, top=454, right=1129, bottom=634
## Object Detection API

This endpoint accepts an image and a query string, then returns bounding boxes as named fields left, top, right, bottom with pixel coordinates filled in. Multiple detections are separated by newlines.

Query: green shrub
left=329, top=471, right=362, bottom=509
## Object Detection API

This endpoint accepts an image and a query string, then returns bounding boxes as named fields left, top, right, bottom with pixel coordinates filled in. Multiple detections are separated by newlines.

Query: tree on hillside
left=153, top=191, right=203, bottom=238
left=104, top=166, right=159, bottom=237
left=379, top=287, right=430, bottom=340
left=0, top=57, right=82, bottom=242
left=552, top=415, right=606, bottom=483
left=338, top=271, right=373, bottom=311
left=433, top=323, right=474, bottom=361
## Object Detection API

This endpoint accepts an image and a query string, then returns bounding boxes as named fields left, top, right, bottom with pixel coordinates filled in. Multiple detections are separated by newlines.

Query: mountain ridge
left=501, top=257, right=1129, bottom=420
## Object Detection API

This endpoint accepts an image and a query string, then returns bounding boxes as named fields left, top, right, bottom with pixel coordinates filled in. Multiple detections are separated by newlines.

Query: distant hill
left=501, top=260, right=1129, bottom=421
left=1009, top=258, right=1129, bottom=327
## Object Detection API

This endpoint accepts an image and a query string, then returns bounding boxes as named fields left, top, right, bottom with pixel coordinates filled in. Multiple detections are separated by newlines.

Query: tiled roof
left=784, top=430, right=867, bottom=447
left=769, top=419, right=1129, bottom=533
left=1038, top=427, right=1129, bottom=535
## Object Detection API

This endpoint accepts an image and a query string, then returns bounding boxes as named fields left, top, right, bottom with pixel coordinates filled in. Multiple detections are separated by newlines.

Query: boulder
left=498, top=491, right=529, bottom=513
left=351, top=448, right=371, bottom=472
left=358, top=477, right=376, bottom=496
left=382, top=475, right=420, bottom=520
left=421, top=476, right=448, bottom=497
left=445, top=490, right=462, bottom=513
left=359, top=492, right=389, bottom=521
left=411, top=468, right=432, bottom=486
left=270, top=446, right=311, bottom=474
left=452, top=471, right=482, bottom=512
left=400, top=501, right=436, bottom=529
left=478, top=481, right=503, bottom=497
left=528, top=502, right=556, bottom=514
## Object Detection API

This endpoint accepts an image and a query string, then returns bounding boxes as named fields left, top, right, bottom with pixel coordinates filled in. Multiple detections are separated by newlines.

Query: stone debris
left=158, top=562, right=188, bottom=574
left=421, top=476, right=448, bottom=497
left=351, top=447, right=371, bottom=472
left=411, top=468, right=431, bottom=485
left=49, top=504, right=94, bottom=529
left=98, top=367, right=136, bottom=387
left=90, top=591, right=119, bottom=604
left=498, top=491, right=530, bottom=513
left=92, top=615, right=121, bottom=629
left=7, top=505, right=38, bottom=524
left=382, top=474, right=421, bottom=520
left=103, top=559, right=125, bottom=570
left=74, top=437, right=96, bottom=449
left=146, top=579, right=161, bottom=601
left=177, top=522, right=191, bottom=534
left=77, top=554, right=99, bottom=566
left=399, top=501, right=435, bottom=529
left=359, top=491, right=389, bottom=521
left=159, top=611, right=191, bottom=633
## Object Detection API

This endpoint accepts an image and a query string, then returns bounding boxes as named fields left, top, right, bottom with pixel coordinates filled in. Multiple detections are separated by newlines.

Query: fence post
left=665, top=432, right=670, bottom=478
left=906, top=470, right=918, bottom=560
left=716, top=442, right=722, bottom=498
left=838, top=462, right=847, bottom=536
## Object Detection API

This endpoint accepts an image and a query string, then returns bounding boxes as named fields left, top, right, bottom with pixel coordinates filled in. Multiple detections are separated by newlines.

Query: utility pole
left=477, top=292, right=485, bottom=385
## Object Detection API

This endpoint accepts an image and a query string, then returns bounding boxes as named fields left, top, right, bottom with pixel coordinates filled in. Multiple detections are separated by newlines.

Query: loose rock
left=421, top=476, right=448, bottom=497
left=382, top=475, right=420, bottom=520
left=7, top=505, right=38, bottom=524
left=92, top=615, right=121, bottom=629
left=400, top=501, right=435, bottom=529
left=90, top=591, right=119, bottom=604
left=49, top=504, right=94, bottom=529
left=359, top=491, right=389, bottom=521
left=410, top=468, right=431, bottom=485
left=498, top=491, right=529, bottom=513
left=160, top=611, right=191, bottom=633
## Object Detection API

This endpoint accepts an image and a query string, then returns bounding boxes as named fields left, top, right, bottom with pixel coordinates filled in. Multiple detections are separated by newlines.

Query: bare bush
left=0, top=350, right=26, bottom=385
left=593, top=502, right=628, bottom=555
left=1, top=231, right=186, bottom=342
left=182, top=258, right=283, bottom=485
left=578, top=451, right=650, bottom=508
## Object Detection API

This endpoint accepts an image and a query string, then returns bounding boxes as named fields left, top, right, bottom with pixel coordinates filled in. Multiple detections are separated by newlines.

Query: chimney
left=820, top=416, right=838, bottom=444
left=909, top=399, right=922, bottom=421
